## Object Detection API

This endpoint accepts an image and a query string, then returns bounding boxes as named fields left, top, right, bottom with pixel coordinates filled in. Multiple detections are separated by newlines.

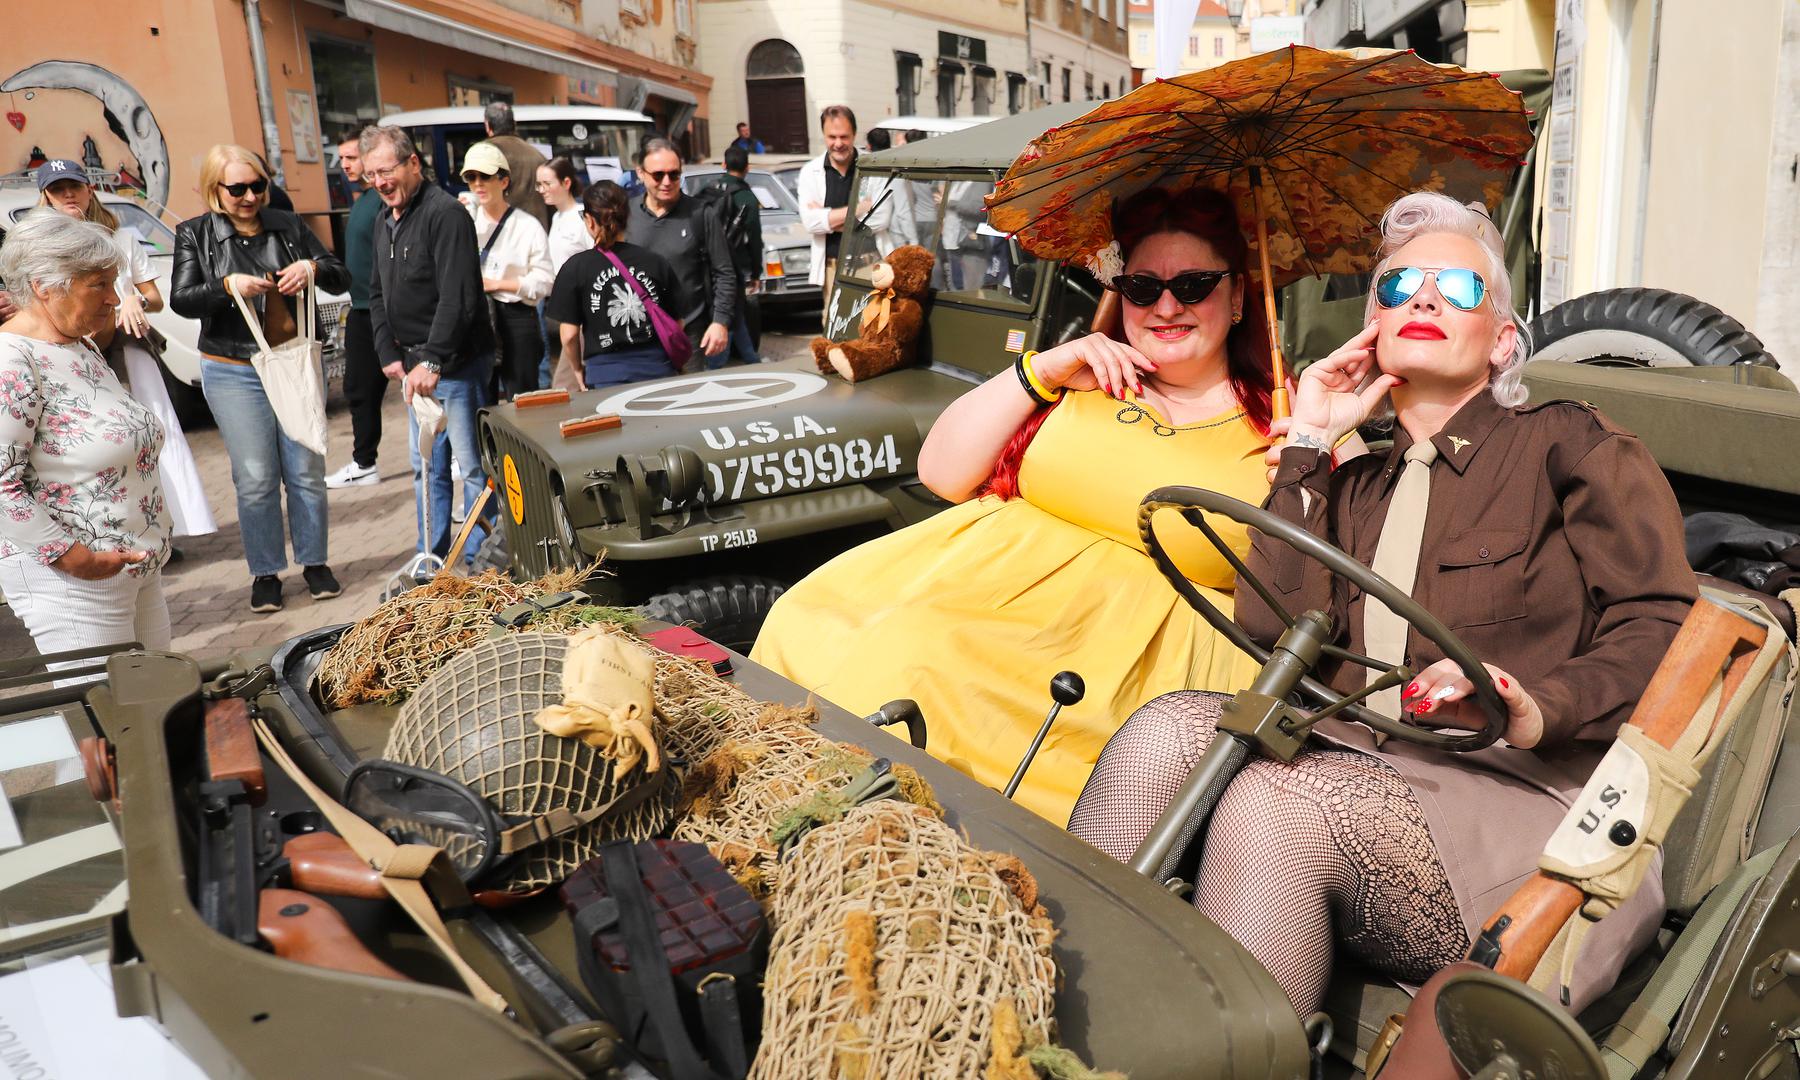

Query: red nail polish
left=1499, top=677, right=1510, bottom=689
left=1403, top=681, right=1420, bottom=700
left=1418, top=699, right=1435, bottom=714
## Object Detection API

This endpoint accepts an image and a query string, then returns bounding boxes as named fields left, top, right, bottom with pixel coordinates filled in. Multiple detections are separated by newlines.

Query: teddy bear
left=810, top=245, right=935, bottom=383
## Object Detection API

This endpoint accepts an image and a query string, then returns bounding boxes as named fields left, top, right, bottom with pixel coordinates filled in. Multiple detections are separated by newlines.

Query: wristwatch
left=421, top=359, right=442, bottom=375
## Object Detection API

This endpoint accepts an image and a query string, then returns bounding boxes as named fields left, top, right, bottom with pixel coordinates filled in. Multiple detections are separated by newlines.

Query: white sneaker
left=325, top=461, right=380, bottom=488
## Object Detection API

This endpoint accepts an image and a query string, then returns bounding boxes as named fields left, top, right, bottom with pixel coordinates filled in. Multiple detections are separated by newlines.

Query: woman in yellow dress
left=752, top=187, right=1276, bottom=824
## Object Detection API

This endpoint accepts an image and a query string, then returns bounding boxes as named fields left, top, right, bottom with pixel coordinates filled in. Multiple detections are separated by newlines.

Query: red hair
left=981, top=187, right=1273, bottom=501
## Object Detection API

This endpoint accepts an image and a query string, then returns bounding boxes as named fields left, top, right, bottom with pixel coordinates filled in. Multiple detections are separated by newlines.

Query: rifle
left=204, top=677, right=599, bottom=1028
left=198, top=694, right=405, bottom=982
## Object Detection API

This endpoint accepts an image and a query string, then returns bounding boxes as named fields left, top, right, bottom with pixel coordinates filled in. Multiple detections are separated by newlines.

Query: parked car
left=0, top=178, right=350, bottom=429
left=680, top=163, right=819, bottom=312
left=381, top=104, right=657, bottom=197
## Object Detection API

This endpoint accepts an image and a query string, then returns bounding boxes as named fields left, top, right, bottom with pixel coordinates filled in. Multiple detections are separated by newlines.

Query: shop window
left=972, top=67, right=995, bottom=116
left=896, top=53, right=923, bottom=115
left=936, top=62, right=964, bottom=117
left=447, top=75, right=512, bottom=108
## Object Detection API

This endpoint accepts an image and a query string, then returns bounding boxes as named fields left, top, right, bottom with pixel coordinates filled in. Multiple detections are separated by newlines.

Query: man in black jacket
left=626, top=138, right=734, bottom=371
left=360, top=124, right=495, bottom=565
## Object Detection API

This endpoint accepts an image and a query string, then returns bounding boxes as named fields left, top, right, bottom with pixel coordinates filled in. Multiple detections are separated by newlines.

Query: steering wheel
left=1137, top=485, right=1506, bottom=753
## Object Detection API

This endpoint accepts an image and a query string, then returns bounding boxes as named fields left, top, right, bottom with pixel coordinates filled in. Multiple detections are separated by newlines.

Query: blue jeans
left=724, top=282, right=761, bottom=367
left=201, top=358, right=328, bottom=577
left=585, top=346, right=674, bottom=389
left=406, top=361, right=495, bottom=565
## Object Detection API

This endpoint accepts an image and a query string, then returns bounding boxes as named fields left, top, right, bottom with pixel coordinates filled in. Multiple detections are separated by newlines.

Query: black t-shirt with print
left=547, top=242, right=680, bottom=357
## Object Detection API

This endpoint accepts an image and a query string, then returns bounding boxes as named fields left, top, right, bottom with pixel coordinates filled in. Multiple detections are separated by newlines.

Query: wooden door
left=746, top=78, right=810, bottom=154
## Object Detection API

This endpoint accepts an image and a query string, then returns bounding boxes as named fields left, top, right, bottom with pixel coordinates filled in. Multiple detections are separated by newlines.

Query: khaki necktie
left=1364, top=439, right=1438, bottom=719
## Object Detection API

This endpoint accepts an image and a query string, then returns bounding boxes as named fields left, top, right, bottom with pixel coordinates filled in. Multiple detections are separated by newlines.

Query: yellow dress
left=750, top=387, right=1271, bottom=824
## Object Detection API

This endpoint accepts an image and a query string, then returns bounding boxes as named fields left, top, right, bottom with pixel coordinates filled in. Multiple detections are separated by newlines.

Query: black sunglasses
left=643, top=169, right=681, bottom=183
left=1114, top=270, right=1231, bottom=307
left=220, top=178, right=269, bottom=198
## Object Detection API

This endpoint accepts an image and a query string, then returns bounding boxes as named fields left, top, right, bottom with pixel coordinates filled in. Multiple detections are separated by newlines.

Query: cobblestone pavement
left=1, top=320, right=816, bottom=670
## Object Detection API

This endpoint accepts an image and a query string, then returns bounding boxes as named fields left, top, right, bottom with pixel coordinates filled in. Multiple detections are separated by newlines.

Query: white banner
left=1249, top=15, right=1306, bottom=54
left=1153, top=0, right=1205, bottom=79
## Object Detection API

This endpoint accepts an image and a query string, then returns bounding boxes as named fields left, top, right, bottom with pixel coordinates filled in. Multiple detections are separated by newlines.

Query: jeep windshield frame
left=836, top=167, right=1045, bottom=315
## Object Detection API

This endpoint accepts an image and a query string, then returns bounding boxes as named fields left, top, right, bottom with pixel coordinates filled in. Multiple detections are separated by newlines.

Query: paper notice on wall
left=0, top=957, right=207, bottom=1078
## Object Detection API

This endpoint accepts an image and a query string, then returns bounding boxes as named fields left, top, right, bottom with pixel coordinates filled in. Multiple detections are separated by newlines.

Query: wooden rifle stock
left=257, top=888, right=409, bottom=982
left=204, top=696, right=267, bottom=805
left=1474, top=598, right=1768, bottom=980
left=285, top=832, right=387, bottom=900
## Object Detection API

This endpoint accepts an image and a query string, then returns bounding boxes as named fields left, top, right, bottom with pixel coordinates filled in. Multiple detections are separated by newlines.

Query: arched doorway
left=744, top=39, right=809, bottom=154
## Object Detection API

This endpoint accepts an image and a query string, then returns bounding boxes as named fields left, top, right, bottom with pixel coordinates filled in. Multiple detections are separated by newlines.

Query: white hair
left=0, top=208, right=122, bottom=309
left=1363, top=191, right=1533, bottom=407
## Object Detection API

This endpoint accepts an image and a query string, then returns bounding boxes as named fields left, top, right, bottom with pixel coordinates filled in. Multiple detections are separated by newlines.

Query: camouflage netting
left=750, top=801, right=1059, bottom=1080
left=386, top=633, right=676, bottom=892
left=669, top=701, right=942, bottom=901
left=315, top=565, right=638, bottom=708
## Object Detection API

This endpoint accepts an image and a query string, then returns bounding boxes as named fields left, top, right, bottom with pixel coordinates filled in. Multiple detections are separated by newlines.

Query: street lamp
left=1226, top=0, right=1245, bottom=27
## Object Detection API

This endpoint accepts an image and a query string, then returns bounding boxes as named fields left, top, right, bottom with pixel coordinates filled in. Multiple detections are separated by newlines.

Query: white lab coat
left=797, top=154, right=895, bottom=284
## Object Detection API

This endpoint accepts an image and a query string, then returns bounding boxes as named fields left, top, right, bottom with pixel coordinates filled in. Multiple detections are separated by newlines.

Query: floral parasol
left=987, top=46, right=1533, bottom=418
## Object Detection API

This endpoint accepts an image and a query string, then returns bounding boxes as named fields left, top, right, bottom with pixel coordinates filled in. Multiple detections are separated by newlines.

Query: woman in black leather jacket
left=171, top=144, right=350, bottom=614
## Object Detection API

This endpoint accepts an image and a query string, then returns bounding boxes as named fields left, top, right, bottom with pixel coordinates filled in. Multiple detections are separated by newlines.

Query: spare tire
left=1530, top=288, right=1776, bottom=368
left=640, top=575, right=786, bottom=653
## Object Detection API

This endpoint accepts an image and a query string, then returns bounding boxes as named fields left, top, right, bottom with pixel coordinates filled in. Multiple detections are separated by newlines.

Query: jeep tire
left=640, top=575, right=787, bottom=653
left=471, top=526, right=514, bottom=579
left=1530, top=288, right=1776, bottom=369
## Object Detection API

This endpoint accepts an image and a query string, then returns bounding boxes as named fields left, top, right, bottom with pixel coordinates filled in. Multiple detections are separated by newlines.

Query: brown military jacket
left=1235, top=391, right=1696, bottom=1008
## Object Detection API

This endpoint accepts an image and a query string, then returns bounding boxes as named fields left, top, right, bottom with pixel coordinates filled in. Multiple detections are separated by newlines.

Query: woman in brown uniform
left=1068, top=191, right=1696, bottom=1015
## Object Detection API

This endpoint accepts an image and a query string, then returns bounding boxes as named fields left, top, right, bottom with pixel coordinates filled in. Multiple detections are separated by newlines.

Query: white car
left=0, top=185, right=350, bottom=428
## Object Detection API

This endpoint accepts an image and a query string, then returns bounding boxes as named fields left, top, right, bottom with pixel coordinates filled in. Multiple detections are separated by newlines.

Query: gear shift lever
left=867, top=699, right=927, bottom=750
left=1003, top=672, right=1085, bottom=799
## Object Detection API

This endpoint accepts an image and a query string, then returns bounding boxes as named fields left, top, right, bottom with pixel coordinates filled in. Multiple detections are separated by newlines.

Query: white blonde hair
left=1363, top=191, right=1532, bottom=407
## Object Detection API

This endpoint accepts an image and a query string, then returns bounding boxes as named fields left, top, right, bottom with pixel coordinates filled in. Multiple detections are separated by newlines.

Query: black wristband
left=1014, top=356, right=1054, bottom=406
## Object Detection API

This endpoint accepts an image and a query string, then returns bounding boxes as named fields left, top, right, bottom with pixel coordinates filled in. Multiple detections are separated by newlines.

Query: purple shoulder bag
left=600, top=248, right=691, bottom=372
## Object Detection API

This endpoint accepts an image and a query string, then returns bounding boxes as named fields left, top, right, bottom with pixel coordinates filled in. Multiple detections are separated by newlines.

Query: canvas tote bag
left=229, top=272, right=328, bottom=456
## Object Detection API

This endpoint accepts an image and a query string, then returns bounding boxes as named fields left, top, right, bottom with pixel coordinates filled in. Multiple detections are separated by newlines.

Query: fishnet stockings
left=1068, top=691, right=1468, bottom=1014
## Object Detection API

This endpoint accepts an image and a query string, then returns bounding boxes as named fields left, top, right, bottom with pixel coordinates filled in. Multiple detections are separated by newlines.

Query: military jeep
left=475, top=103, right=1107, bottom=650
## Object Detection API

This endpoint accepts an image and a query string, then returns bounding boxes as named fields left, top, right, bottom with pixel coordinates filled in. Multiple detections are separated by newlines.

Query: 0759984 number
left=704, top=435, right=900, bottom=501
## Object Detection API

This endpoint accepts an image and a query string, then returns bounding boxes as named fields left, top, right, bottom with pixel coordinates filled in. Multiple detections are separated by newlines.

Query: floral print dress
left=0, top=332, right=168, bottom=577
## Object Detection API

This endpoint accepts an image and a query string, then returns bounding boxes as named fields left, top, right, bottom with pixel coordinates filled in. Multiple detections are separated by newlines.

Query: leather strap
left=1364, top=439, right=1439, bottom=720
left=494, top=767, right=667, bottom=856
left=697, top=974, right=749, bottom=1079
left=599, top=841, right=723, bottom=1080
left=249, top=714, right=510, bottom=1011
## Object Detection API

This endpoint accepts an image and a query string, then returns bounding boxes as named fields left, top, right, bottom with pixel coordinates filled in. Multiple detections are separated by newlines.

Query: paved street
left=0, top=317, right=817, bottom=671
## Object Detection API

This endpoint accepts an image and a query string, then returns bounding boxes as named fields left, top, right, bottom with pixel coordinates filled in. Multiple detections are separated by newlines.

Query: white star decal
left=594, top=371, right=830, bottom=416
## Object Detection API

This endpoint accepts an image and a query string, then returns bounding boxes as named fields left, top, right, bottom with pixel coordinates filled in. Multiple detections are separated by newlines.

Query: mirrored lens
left=343, top=763, right=495, bottom=882
left=1434, top=268, right=1487, bottom=311
left=1375, top=266, right=1425, bottom=309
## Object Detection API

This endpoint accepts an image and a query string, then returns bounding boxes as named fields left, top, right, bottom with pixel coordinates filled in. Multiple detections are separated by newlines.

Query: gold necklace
left=1115, top=402, right=1246, bottom=436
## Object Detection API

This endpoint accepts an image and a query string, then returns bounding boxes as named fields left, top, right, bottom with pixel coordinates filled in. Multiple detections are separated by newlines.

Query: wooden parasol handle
left=1474, top=598, right=1768, bottom=980
left=1249, top=173, right=1290, bottom=422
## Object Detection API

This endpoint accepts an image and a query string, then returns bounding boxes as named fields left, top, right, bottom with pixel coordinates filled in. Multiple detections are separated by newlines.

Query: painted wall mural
left=1, top=61, right=170, bottom=210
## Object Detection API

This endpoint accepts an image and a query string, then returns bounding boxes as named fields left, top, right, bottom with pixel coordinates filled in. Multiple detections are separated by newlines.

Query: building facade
left=1303, top=0, right=1797, bottom=378
left=1026, top=0, right=1134, bottom=107
left=695, top=0, right=1128, bottom=158
left=1127, top=0, right=1308, bottom=84
left=2, top=0, right=711, bottom=223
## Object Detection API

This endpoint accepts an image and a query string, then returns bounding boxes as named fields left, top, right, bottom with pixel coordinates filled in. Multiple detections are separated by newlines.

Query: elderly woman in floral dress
left=0, top=209, right=170, bottom=663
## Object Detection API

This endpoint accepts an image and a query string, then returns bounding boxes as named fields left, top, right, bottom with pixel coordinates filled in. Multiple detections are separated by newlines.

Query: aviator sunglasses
left=1113, top=270, right=1231, bottom=307
left=219, top=178, right=269, bottom=198
left=1374, top=266, right=1488, bottom=312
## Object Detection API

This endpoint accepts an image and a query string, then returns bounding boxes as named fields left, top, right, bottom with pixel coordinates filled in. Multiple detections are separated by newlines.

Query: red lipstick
left=1398, top=321, right=1446, bottom=340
